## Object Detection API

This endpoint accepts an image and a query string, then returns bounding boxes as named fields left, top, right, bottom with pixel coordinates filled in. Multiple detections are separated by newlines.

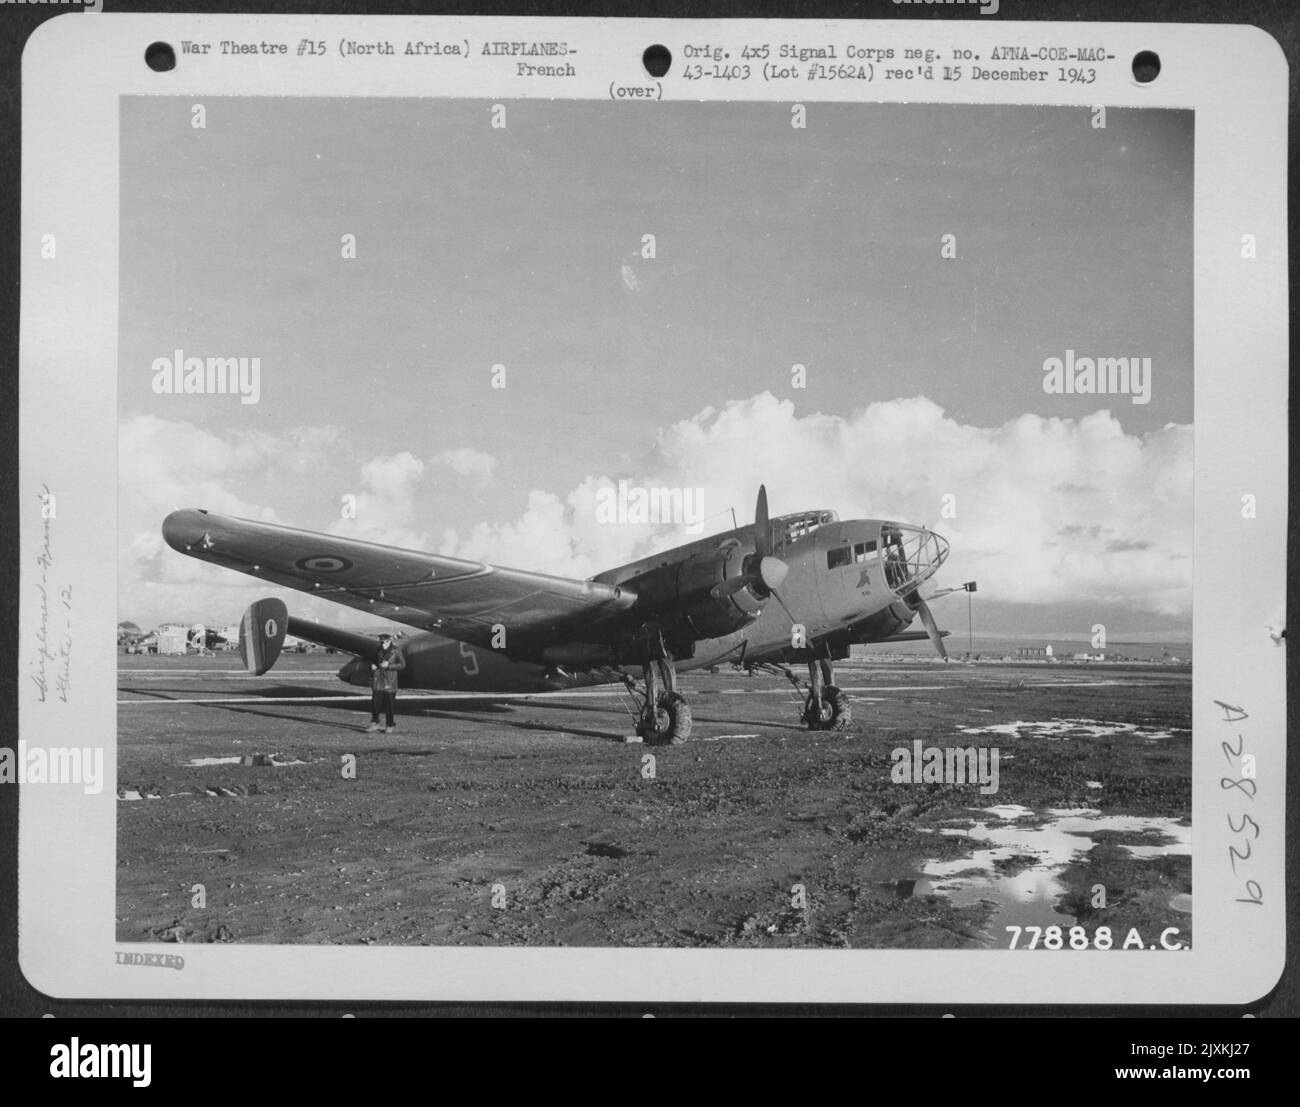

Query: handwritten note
left=31, top=484, right=71, bottom=704
left=1215, top=698, right=1261, bottom=907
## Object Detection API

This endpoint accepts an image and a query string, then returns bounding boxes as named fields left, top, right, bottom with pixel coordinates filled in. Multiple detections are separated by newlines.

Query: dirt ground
left=117, top=654, right=1192, bottom=950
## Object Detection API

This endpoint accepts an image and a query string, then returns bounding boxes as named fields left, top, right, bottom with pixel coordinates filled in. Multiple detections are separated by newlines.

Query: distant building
left=1015, top=646, right=1050, bottom=659
left=156, top=623, right=189, bottom=655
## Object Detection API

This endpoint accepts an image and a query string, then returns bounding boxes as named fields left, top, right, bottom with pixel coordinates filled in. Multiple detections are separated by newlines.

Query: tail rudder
left=239, top=598, right=288, bottom=675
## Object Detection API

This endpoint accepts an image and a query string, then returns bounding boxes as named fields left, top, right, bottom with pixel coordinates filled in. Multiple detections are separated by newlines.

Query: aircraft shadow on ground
left=118, top=684, right=360, bottom=700
left=409, top=705, right=630, bottom=743
left=124, top=681, right=810, bottom=741
left=189, top=700, right=367, bottom=733
left=518, top=697, right=810, bottom=737
left=688, top=714, right=811, bottom=734
left=117, top=686, right=201, bottom=701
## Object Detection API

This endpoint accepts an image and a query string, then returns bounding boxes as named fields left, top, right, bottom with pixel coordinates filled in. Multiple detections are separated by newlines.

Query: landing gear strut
left=623, top=632, right=693, bottom=746
left=754, top=653, right=853, bottom=732
left=802, top=656, right=851, bottom=731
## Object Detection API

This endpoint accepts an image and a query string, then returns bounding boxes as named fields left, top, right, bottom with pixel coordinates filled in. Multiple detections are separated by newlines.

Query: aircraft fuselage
left=334, top=511, right=949, bottom=693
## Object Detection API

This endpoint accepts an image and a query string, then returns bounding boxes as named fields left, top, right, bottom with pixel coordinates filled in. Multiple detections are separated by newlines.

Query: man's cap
left=378, top=632, right=393, bottom=640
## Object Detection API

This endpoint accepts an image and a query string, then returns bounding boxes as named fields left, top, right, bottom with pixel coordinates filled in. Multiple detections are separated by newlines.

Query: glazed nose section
left=926, top=530, right=950, bottom=574
left=905, top=526, right=948, bottom=581
left=881, top=523, right=949, bottom=591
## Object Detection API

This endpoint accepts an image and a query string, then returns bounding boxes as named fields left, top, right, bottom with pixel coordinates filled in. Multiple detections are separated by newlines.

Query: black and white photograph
left=13, top=12, right=1288, bottom=1009
left=115, top=95, right=1196, bottom=951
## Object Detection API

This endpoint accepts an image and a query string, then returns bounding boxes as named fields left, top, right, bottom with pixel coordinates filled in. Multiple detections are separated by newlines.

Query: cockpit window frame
left=827, top=546, right=852, bottom=570
left=777, top=509, right=839, bottom=546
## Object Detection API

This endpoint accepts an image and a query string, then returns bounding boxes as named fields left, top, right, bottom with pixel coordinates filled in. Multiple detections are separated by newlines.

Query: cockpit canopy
left=774, top=510, right=838, bottom=545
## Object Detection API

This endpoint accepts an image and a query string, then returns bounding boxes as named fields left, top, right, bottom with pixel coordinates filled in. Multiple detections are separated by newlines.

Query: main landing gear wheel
left=630, top=642, right=693, bottom=746
left=755, top=654, right=854, bottom=733
left=638, top=690, right=693, bottom=746
left=803, top=685, right=851, bottom=731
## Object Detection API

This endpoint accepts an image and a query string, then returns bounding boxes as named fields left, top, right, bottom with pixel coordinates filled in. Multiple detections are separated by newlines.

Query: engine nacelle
left=849, top=600, right=915, bottom=644
left=628, top=544, right=768, bottom=642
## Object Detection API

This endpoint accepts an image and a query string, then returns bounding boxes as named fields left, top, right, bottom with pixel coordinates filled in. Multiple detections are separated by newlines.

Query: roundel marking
left=296, top=555, right=354, bottom=573
left=264, top=618, right=278, bottom=639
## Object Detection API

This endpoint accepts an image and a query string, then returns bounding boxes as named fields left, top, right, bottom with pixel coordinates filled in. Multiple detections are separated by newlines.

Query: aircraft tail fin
left=239, top=598, right=289, bottom=675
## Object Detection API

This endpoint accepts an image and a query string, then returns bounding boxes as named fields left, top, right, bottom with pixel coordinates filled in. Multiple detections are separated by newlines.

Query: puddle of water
left=906, top=807, right=1191, bottom=944
left=187, top=756, right=242, bottom=767
left=980, top=804, right=1035, bottom=821
left=957, top=718, right=1183, bottom=743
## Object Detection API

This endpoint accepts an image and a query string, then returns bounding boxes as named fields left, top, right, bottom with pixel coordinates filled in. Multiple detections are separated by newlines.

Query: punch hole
left=643, top=44, right=672, bottom=77
left=145, top=41, right=177, bottom=72
left=1132, top=50, right=1160, bottom=83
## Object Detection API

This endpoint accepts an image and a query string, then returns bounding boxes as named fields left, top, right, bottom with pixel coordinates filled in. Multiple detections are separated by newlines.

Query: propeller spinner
left=713, top=485, right=790, bottom=603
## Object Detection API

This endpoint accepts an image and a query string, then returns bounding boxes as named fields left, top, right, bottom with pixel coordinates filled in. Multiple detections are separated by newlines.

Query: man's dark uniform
left=367, top=635, right=405, bottom=733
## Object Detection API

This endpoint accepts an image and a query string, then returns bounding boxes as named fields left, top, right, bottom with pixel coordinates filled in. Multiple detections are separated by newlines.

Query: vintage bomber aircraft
left=162, top=488, right=956, bottom=744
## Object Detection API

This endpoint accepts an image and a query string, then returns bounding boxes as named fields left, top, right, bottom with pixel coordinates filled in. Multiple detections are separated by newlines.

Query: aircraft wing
left=162, top=509, right=637, bottom=651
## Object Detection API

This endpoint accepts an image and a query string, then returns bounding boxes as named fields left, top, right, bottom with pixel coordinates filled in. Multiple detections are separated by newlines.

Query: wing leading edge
left=162, top=509, right=637, bottom=651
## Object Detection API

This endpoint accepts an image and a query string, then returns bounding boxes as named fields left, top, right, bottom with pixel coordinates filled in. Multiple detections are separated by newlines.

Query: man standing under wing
left=366, top=632, right=405, bottom=733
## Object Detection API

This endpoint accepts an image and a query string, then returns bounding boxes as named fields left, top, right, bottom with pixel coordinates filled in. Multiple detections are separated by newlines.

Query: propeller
left=751, top=488, right=816, bottom=684
left=712, top=485, right=790, bottom=604
left=915, top=595, right=949, bottom=662
left=748, top=486, right=799, bottom=625
left=749, top=484, right=789, bottom=594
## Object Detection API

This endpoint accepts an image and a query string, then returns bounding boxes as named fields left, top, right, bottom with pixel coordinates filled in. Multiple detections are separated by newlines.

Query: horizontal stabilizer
left=286, top=617, right=383, bottom=661
left=239, top=598, right=288, bottom=675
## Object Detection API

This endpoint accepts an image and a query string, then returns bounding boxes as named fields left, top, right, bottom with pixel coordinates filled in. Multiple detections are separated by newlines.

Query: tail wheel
left=640, top=690, right=692, bottom=746
left=804, top=685, right=852, bottom=731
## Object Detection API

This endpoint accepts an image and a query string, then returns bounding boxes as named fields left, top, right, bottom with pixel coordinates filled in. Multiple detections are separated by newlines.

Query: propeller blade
left=754, top=485, right=771, bottom=558
left=916, top=598, right=949, bottom=662
left=711, top=574, right=753, bottom=602
left=771, top=588, right=798, bottom=628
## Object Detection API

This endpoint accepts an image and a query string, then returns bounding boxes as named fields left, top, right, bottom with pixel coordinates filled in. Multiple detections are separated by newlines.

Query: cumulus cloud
left=431, top=447, right=497, bottom=485
left=120, top=415, right=283, bottom=592
left=119, top=415, right=339, bottom=624
left=121, top=397, right=1194, bottom=627
left=438, top=393, right=1193, bottom=617
left=328, top=451, right=429, bottom=550
left=119, top=415, right=282, bottom=522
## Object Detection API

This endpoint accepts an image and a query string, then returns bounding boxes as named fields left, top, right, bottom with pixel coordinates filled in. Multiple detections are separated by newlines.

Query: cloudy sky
left=119, top=98, right=1193, bottom=636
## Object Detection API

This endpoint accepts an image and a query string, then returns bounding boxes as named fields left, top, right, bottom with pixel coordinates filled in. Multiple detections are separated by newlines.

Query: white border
left=19, top=13, right=1288, bottom=1003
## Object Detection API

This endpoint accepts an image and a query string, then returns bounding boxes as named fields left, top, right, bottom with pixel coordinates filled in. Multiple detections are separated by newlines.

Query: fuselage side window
left=827, top=546, right=852, bottom=570
left=853, top=541, right=876, bottom=562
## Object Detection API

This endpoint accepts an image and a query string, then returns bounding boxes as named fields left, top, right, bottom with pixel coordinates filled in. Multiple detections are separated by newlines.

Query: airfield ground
left=117, top=654, right=1192, bottom=950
